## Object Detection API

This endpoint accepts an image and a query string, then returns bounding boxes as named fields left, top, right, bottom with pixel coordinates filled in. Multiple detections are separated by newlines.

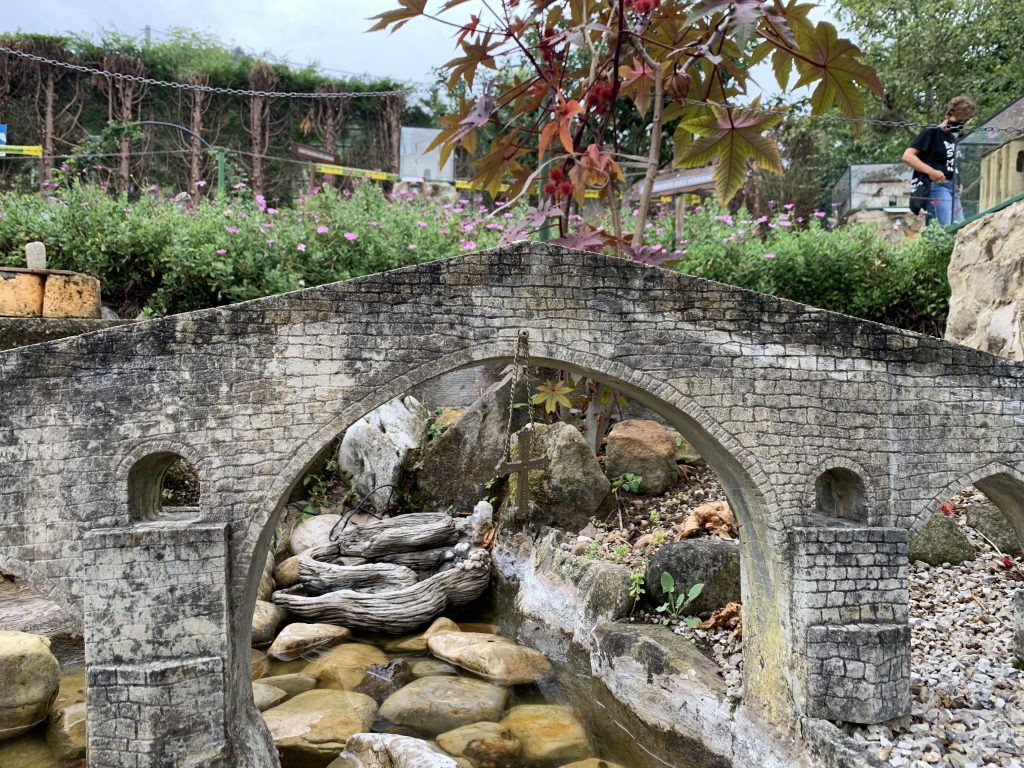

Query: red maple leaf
left=939, top=501, right=956, bottom=517
left=1001, top=556, right=1014, bottom=569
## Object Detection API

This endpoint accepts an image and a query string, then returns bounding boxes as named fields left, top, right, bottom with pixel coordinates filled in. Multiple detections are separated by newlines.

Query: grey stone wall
left=1, top=243, right=1023, bottom=766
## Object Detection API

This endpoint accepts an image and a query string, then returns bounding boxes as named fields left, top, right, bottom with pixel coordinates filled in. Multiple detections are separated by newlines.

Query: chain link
left=0, top=46, right=411, bottom=99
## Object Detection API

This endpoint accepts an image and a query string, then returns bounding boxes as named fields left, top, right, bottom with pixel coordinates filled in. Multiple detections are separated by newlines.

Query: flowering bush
left=0, top=182, right=512, bottom=316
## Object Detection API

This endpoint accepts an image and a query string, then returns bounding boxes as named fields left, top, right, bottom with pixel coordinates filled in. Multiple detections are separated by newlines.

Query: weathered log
left=332, top=733, right=462, bottom=768
left=297, top=556, right=419, bottom=596
left=314, top=512, right=459, bottom=562
left=375, top=547, right=453, bottom=574
left=272, top=551, right=491, bottom=634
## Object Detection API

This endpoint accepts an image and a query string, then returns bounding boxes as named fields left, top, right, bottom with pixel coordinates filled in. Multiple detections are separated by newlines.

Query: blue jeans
left=927, top=181, right=962, bottom=226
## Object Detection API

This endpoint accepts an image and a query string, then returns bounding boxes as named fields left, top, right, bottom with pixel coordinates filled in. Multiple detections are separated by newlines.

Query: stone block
left=42, top=273, right=102, bottom=318
left=0, top=270, right=44, bottom=317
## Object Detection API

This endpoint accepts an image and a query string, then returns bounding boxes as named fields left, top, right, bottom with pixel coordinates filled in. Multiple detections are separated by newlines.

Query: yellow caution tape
left=314, top=163, right=399, bottom=181
left=0, top=145, right=43, bottom=157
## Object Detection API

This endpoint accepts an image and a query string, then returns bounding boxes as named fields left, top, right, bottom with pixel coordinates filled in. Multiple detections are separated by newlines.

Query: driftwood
left=332, top=733, right=462, bottom=768
left=315, top=512, right=459, bottom=561
left=273, top=550, right=491, bottom=634
left=376, top=546, right=453, bottom=573
left=298, top=556, right=419, bottom=596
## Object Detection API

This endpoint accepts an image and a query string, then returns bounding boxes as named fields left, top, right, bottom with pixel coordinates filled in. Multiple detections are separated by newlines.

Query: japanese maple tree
left=371, top=0, right=880, bottom=255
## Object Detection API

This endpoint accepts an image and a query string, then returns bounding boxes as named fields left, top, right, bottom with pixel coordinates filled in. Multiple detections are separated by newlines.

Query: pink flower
left=783, top=203, right=796, bottom=210
left=316, top=225, right=329, bottom=234
left=460, top=240, right=476, bottom=250
left=813, top=210, right=827, bottom=218
left=224, top=226, right=240, bottom=234
left=416, top=221, right=428, bottom=228
left=297, top=243, right=306, bottom=252
left=195, top=180, right=207, bottom=188
left=216, top=249, right=226, bottom=254
left=233, top=182, right=247, bottom=189
left=298, top=279, right=306, bottom=286
left=764, top=252, right=776, bottom=260
left=255, top=194, right=267, bottom=212
left=266, top=240, right=275, bottom=246
left=344, top=232, right=358, bottom=241
left=267, top=207, right=277, bottom=214
left=778, top=220, right=792, bottom=227
left=714, top=214, right=734, bottom=226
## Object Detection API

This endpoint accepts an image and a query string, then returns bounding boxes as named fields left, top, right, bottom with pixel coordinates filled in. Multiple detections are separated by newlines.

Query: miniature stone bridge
left=2, top=243, right=1023, bottom=767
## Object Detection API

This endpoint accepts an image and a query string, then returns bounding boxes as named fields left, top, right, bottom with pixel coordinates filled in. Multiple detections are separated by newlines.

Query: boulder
left=501, top=423, right=612, bottom=532
left=410, top=659, right=459, bottom=679
left=384, top=617, right=461, bottom=654
left=379, top=677, right=509, bottom=735
left=604, top=419, right=679, bottom=495
left=330, top=733, right=465, bottom=768
left=437, top=721, right=522, bottom=768
left=0, top=630, right=60, bottom=741
left=46, top=700, right=86, bottom=762
left=305, top=643, right=389, bottom=690
left=252, top=600, right=287, bottom=645
left=290, top=514, right=344, bottom=556
left=434, top=408, right=466, bottom=431
left=909, top=514, right=975, bottom=566
left=275, top=555, right=303, bottom=588
left=946, top=199, right=1024, bottom=360
left=965, top=503, right=1022, bottom=556
left=353, top=659, right=415, bottom=704
left=262, top=689, right=377, bottom=768
left=644, top=539, right=740, bottom=615
left=414, top=375, right=526, bottom=511
left=258, top=672, right=317, bottom=700
left=252, top=648, right=269, bottom=680
left=427, top=631, right=552, bottom=685
left=559, top=761, right=626, bottom=768
left=252, top=682, right=288, bottom=712
left=259, top=552, right=277, bottom=601
left=338, top=396, right=428, bottom=514
left=499, top=705, right=592, bottom=765
left=269, top=623, right=353, bottom=661
left=664, top=429, right=702, bottom=463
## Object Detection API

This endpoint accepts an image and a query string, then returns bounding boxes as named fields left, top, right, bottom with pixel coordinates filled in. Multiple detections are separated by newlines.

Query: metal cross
left=498, top=428, right=548, bottom=516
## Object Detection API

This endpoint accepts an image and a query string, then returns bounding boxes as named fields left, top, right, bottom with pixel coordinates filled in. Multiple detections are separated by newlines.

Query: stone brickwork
left=0, top=243, right=1023, bottom=766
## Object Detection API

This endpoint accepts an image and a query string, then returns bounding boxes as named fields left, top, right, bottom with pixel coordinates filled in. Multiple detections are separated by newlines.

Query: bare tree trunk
left=316, top=89, right=348, bottom=189
left=40, top=68, right=55, bottom=190
left=632, top=53, right=665, bottom=248
left=188, top=73, right=210, bottom=203
left=246, top=64, right=277, bottom=197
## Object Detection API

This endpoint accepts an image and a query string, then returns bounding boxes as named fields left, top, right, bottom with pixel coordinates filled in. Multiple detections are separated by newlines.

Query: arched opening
left=814, top=466, right=869, bottom=523
left=236, top=347, right=786, bottom=768
left=127, top=451, right=201, bottom=522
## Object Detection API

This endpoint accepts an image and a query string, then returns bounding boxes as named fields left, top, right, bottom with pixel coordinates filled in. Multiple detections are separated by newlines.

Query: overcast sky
left=4, top=1, right=840, bottom=96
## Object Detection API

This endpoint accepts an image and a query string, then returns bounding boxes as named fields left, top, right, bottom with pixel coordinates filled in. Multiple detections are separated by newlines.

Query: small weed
left=612, top=472, right=643, bottom=494
left=656, top=571, right=704, bottom=627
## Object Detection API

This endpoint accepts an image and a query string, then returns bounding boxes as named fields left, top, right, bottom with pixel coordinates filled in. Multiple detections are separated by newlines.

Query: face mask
left=946, top=121, right=965, bottom=133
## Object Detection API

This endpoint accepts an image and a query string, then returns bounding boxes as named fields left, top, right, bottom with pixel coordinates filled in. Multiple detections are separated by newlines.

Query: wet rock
left=501, top=423, right=612, bottom=532
left=384, top=617, right=460, bottom=654
left=258, top=672, right=317, bottom=700
left=252, top=682, right=288, bottom=712
left=252, top=600, right=287, bottom=645
left=338, top=395, right=428, bottom=514
left=290, top=514, right=345, bottom=556
left=269, top=622, right=352, bottom=661
left=305, top=643, right=389, bottom=690
left=414, top=375, right=526, bottom=511
left=0, top=630, right=60, bottom=742
left=251, top=648, right=269, bottom=680
left=354, top=659, right=415, bottom=704
left=499, top=705, right=593, bottom=765
left=410, top=659, right=459, bottom=679
left=46, top=700, right=86, bottom=762
left=604, top=419, right=678, bottom=495
left=909, top=514, right=975, bottom=566
left=965, top=503, right=1022, bottom=556
left=379, top=676, right=509, bottom=735
left=559, top=760, right=626, bottom=768
left=644, top=539, right=740, bottom=615
left=330, top=732, right=464, bottom=767
left=262, top=689, right=377, bottom=768
left=427, top=631, right=552, bottom=685
left=437, top=721, right=522, bottom=768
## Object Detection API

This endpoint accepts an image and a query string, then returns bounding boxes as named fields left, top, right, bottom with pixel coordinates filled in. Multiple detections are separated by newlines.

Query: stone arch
left=808, top=457, right=876, bottom=524
left=236, top=339, right=795, bottom=737
left=916, top=461, right=1024, bottom=548
left=116, top=438, right=207, bottom=525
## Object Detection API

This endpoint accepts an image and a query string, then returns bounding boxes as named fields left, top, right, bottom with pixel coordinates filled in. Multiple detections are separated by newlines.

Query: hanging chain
left=502, top=330, right=536, bottom=462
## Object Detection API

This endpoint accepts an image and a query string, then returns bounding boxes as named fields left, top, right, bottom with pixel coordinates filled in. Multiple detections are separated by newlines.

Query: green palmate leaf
left=677, top=104, right=783, bottom=203
left=791, top=21, right=883, bottom=117
left=771, top=48, right=794, bottom=91
left=531, top=379, right=575, bottom=414
left=444, top=34, right=499, bottom=90
left=366, top=0, right=428, bottom=33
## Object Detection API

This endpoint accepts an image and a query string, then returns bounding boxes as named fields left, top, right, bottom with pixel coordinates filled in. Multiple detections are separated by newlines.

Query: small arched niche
left=815, top=467, right=869, bottom=523
left=128, top=451, right=201, bottom=522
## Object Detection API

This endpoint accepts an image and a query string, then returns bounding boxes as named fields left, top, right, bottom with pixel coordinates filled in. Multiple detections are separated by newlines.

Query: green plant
left=612, top=473, right=643, bottom=494
left=628, top=568, right=646, bottom=615
left=649, top=509, right=663, bottom=525
left=299, top=457, right=338, bottom=516
left=582, top=540, right=603, bottom=561
left=656, top=572, right=704, bottom=627
left=652, top=530, right=669, bottom=546
left=611, top=543, right=630, bottom=563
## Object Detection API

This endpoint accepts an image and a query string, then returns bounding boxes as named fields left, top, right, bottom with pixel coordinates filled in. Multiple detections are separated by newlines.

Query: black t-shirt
left=909, top=126, right=960, bottom=180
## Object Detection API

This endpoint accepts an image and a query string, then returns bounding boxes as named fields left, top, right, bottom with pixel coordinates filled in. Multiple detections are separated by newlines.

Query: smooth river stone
left=269, top=622, right=352, bottom=661
left=410, top=658, right=459, bottom=679
left=437, top=721, right=522, bottom=767
left=384, top=617, right=461, bottom=653
left=46, top=701, right=86, bottom=762
left=258, top=672, right=317, bottom=700
left=559, top=760, right=627, bottom=768
left=427, top=631, right=552, bottom=685
left=379, top=676, right=509, bottom=735
left=252, top=683, right=288, bottom=712
left=329, top=733, right=465, bottom=768
left=304, top=643, right=388, bottom=690
left=500, top=705, right=593, bottom=765
left=274, top=555, right=303, bottom=588
left=252, top=600, right=287, bottom=645
left=0, top=630, right=60, bottom=742
left=262, top=689, right=377, bottom=767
